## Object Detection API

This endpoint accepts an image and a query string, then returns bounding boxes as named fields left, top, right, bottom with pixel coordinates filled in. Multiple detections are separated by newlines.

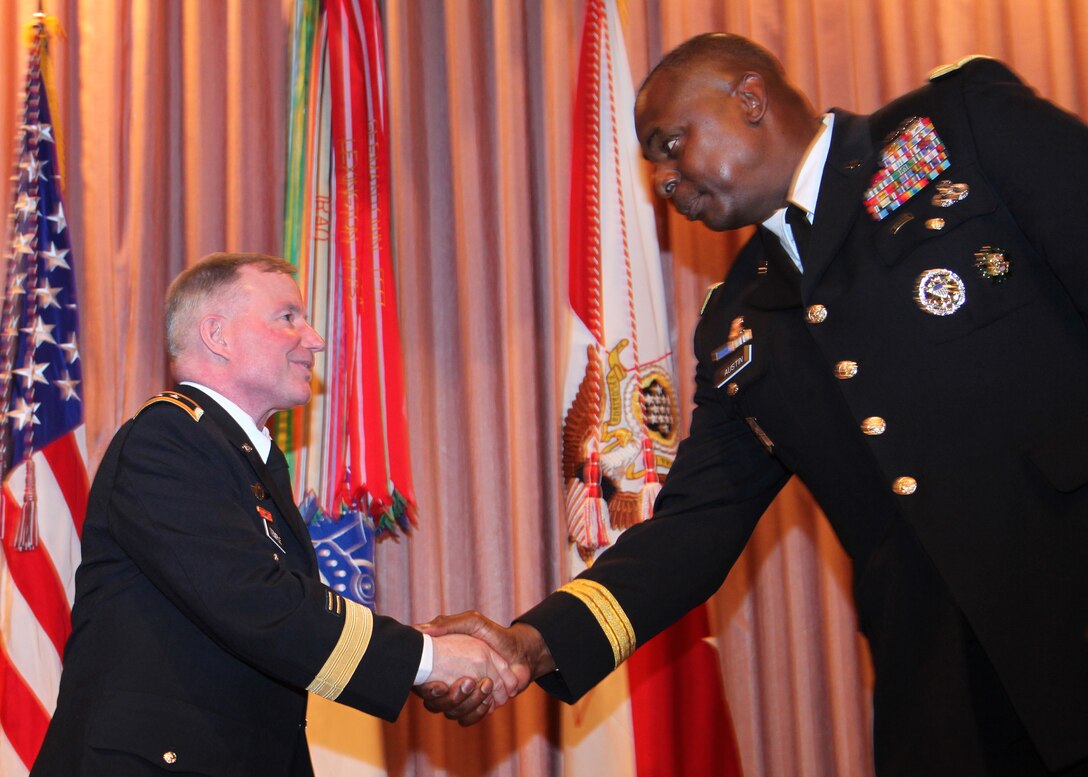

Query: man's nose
left=303, top=322, right=326, bottom=352
left=653, top=167, right=680, bottom=199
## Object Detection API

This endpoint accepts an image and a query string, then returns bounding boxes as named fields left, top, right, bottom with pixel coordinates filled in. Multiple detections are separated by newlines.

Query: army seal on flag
left=562, top=339, right=679, bottom=562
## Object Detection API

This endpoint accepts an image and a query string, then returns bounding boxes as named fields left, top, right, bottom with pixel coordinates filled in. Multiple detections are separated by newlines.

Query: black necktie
left=265, top=444, right=296, bottom=505
left=785, top=203, right=812, bottom=267
left=263, top=442, right=313, bottom=556
left=266, top=441, right=289, bottom=472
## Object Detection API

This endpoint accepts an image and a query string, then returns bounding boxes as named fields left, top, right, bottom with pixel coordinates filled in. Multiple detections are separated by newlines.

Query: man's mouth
left=677, top=194, right=703, bottom=221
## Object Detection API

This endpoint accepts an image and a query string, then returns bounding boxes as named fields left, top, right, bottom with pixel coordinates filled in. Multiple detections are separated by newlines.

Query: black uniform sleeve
left=520, top=296, right=790, bottom=702
left=106, top=406, right=422, bottom=721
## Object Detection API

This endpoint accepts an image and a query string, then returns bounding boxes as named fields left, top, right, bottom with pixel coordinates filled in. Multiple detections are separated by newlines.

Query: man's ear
left=198, top=314, right=229, bottom=359
left=735, top=72, right=767, bottom=124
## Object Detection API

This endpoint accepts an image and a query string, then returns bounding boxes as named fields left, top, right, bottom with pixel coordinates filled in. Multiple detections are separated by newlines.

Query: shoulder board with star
left=700, top=282, right=724, bottom=316
left=135, top=391, right=204, bottom=422
left=928, top=54, right=996, bottom=81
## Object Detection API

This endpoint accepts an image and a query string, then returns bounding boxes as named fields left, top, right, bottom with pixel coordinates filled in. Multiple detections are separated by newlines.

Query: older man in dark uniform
left=31, top=253, right=518, bottom=777
left=423, top=34, right=1088, bottom=777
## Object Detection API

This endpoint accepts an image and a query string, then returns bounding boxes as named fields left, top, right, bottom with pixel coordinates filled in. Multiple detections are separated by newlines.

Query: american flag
left=0, top=16, right=89, bottom=775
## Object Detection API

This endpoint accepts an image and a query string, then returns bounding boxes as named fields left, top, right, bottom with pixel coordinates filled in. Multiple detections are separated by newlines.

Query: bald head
left=634, top=33, right=820, bottom=230
left=642, top=33, right=789, bottom=93
left=638, top=32, right=814, bottom=135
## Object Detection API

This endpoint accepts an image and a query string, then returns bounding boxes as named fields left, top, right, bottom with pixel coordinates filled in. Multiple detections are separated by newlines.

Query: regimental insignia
left=560, top=341, right=681, bottom=554
left=727, top=316, right=746, bottom=343
left=974, top=246, right=1011, bottom=282
left=712, top=317, right=754, bottom=387
left=915, top=268, right=967, bottom=316
left=931, top=179, right=970, bottom=208
left=257, top=505, right=274, bottom=523
left=713, top=317, right=752, bottom=361
left=135, top=391, right=204, bottom=422
left=251, top=483, right=268, bottom=500
left=241, top=442, right=254, bottom=453
left=864, top=117, right=951, bottom=220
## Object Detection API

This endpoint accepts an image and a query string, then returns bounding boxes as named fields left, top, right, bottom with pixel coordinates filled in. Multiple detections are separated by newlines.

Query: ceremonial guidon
left=32, top=384, right=422, bottom=777
left=518, top=57, right=1088, bottom=772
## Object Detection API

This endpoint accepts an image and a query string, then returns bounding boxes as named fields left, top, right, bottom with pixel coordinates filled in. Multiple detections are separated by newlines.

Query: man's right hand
left=415, top=612, right=555, bottom=725
left=424, top=632, right=521, bottom=710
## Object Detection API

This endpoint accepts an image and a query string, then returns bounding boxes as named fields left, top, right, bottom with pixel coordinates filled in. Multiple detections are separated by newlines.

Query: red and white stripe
left=325, top=0, right=415, bottom=526
left=562, top=2, right=743, bottom=774
left=0, top=426, right=88, bottom=774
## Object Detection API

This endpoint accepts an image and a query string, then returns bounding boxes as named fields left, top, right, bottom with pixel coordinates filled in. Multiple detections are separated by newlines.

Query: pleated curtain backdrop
left=1, top=1, right=1085, bottom=776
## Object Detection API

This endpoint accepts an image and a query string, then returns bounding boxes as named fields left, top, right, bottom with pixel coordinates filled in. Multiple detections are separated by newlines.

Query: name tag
left=265, top=521, right=286, bottom=553
left=715, top=344, right=752, bottom=387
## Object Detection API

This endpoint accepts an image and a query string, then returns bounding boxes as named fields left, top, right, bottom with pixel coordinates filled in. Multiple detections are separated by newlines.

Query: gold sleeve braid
left=306, top=598, right=374, bottom=700
left=557, top=579, right=636, bottom=668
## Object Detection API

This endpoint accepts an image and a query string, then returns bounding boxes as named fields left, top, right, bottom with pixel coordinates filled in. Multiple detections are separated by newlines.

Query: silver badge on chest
left=915, top=268, right=966, bottom=316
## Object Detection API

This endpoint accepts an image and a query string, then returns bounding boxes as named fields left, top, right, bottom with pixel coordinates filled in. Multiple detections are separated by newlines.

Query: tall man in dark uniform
left=422, top=34, right=1088, bottom=777
left=32, top=253, right=519, bottom=777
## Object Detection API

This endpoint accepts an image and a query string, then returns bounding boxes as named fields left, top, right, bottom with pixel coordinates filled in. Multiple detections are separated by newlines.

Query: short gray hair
left=165, top=252, right=295, bottom=358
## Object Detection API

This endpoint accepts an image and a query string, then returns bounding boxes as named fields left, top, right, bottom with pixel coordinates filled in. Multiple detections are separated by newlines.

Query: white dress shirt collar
left=762, top=113, right=835, bottom=271
left=179, top=381, right=273, bottom=463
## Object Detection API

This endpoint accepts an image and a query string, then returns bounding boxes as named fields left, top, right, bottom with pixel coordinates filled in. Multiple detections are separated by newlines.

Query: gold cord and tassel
left=14, top=458, right=38, bottom=551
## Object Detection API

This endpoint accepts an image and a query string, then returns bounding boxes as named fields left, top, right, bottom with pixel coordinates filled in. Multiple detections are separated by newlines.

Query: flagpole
left=1, top=4, right=89, bottom=766
left=0, top=11, right=48, bottom=539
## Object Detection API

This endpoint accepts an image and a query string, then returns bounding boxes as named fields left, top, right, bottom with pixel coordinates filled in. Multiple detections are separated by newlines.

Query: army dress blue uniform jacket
left=31, top=385, right=423, bottom=777
left=520, top=59, right=1088, bottom=773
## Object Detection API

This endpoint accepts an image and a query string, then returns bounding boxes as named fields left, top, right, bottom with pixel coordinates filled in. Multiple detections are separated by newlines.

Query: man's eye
left=664, top=137, right=679, bottom=156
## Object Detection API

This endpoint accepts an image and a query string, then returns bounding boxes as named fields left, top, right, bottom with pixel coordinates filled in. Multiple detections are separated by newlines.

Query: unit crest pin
left=974, top=246, right=1011, bottom=282
left=931, top=179, right=970, bottom=207
left=915, top=268, right=966, bottom=316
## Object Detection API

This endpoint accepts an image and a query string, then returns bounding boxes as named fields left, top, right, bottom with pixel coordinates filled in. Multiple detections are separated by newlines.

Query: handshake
left=412, top=611, right=557, bottom=725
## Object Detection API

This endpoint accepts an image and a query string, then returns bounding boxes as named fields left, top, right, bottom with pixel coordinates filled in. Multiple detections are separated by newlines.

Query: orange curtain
left=2, top=1, right=1085, bottom=776
left=1, top=0, right=290, bottom=465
